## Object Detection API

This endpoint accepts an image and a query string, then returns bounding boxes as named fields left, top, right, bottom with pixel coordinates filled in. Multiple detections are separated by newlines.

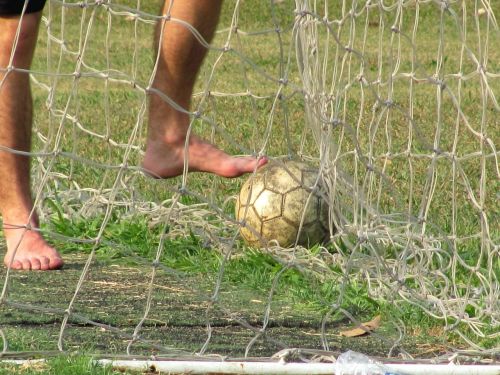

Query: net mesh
left=0, top=0, right=498, bottom=364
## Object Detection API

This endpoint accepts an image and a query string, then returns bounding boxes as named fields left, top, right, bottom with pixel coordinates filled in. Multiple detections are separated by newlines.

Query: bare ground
left=0, top=253, right=450, bottom=360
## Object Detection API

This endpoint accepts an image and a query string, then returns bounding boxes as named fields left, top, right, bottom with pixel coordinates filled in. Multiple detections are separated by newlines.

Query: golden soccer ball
left=235, top=159, right=329, bottom=248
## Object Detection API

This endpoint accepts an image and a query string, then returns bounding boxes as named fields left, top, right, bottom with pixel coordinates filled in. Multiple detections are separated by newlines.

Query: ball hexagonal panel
left=301, top=168, right=320, bottom=189
left=237, top=173, right=266, bottom=207
left=253, top=189, right=283, bottom=221
left=261, top=217, right=298, bottom=247
left=238, top=205, right=263, bottom=247
left=282, top=188, right=318, bottom=227
left=265, top=160, right=309, bottom=194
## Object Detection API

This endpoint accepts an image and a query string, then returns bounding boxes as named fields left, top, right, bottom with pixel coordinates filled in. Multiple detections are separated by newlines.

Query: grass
left=1, top=0, right=499, bottom=371
left=0, top=356, right=138, bottom=375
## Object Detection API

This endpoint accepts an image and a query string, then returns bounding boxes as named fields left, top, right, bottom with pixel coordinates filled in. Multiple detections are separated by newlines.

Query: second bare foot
left=3, top=224, right=64, bottom=271
left=142, top=135, right=267, bottom=179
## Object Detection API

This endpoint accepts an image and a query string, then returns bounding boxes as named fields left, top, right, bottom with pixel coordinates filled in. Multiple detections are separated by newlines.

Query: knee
left=0, top=13, right=41, bottom=69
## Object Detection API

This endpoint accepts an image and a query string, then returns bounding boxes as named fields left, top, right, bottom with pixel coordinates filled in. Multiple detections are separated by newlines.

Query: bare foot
left=142, top=135, right=268, bottom=178
left=3, top=224, right=63, bottom=271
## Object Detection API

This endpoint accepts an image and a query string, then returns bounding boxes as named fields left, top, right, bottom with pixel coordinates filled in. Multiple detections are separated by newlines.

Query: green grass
left=0, top=0, right=499, bottom=365
left=0, top=356, right=137, bottom=375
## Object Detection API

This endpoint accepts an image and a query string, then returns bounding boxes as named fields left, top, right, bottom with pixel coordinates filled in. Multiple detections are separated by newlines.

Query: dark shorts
left=0, top=0, right=47, bottom=15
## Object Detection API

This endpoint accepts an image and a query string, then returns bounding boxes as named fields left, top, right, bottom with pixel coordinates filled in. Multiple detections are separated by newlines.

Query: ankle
left=147, top=132, right=194, bottom=150
left=1, top=214, right=39, bottom=230
left=148, top=110, right=191, bottom=146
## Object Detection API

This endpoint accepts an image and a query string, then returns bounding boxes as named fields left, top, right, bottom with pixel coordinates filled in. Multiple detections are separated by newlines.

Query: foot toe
left=224, top=156, right=267, bottom=178
left=30, top=258, right=42, bottom=270
left=6, top=259, right=23, bottom=270
left=20, top=259, right=31, bottom=270
left=39, top=256, right=51, bottom=271
left=257, top=156, right=268, bottom=168
left=49, top=256, right=64, bottom=270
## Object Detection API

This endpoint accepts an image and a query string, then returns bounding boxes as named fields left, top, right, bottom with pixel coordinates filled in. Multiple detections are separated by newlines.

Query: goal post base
left=96, top=359, right=500, bottom=375
left=2, top=357, right=500, bottom=374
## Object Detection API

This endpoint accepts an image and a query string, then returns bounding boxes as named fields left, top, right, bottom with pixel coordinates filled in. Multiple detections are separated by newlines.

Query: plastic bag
left=335, top=351, right=401, bottom=375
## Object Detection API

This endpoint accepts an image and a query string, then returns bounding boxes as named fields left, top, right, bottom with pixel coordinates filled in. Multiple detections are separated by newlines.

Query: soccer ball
left=235, top=159, right=329, bottom=248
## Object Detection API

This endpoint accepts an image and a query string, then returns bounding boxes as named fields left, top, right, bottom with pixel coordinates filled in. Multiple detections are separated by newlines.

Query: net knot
left=330, top=118, right=341, bottom=128
left=436, top=79, right=446, bottom=89
left=295, top=9, right=310, bottom=18
left=357, top=231, right=368, bottom=243
left=440, top=1, right=450, bottom=11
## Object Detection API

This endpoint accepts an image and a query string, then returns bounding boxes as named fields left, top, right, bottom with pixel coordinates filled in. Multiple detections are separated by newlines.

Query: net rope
left=0, top=0, right=498, bottom=364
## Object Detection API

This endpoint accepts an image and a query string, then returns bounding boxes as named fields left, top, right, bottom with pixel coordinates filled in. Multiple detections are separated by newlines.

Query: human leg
left=0, top=12, right=63, bottom=270
left=142, top=0, right=267, bottom=178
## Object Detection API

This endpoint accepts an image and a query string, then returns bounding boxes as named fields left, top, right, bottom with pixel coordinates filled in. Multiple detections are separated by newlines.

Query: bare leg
left=142, top=0, right=267, bottom=178
left=0, top=13, right=63, bottom=270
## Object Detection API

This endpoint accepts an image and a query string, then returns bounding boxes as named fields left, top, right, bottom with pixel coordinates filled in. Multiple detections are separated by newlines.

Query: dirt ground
left=0, top=254, right=449, bottom=360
